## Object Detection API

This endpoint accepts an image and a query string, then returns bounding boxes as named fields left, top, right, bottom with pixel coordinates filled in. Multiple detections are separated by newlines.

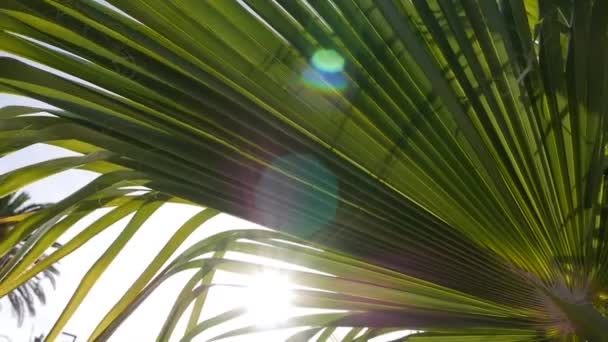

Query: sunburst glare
left=245, top=270, right=293, bottom=327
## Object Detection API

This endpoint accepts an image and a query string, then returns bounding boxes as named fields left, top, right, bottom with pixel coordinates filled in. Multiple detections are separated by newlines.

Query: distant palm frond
left=0, top=192, right=58, bottom=325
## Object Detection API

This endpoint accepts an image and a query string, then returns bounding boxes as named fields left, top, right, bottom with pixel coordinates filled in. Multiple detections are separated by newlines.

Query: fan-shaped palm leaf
left=1, top=0, right=608, bottom=341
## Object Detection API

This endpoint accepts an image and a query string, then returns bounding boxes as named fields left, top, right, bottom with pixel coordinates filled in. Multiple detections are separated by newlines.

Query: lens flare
left=302, top=49, right=347, bottom=92
left=254, top=153, right=339, bottom=237
left=311, top=49, right=345, bottom=73
left=302, top=68, right=347, bottom=91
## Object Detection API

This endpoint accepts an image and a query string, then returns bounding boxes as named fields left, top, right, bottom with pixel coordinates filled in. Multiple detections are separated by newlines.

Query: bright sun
left=245, top=270, right=293, bottom=327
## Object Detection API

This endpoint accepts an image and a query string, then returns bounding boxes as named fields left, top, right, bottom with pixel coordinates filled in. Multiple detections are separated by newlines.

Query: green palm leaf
left=1, top=0, right=608, bottom=340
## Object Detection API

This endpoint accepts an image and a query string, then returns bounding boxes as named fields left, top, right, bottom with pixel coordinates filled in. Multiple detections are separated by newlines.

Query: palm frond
left=0, top=192, right=59, bottom=325
left=1, top=0, right=608, bottom=340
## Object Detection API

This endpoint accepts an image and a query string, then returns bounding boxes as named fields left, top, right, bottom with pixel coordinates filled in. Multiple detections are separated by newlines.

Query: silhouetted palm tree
left=0, top=193, right=59, bottom=325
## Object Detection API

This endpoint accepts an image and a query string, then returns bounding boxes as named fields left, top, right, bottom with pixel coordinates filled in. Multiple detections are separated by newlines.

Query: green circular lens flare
left=311, top=49, right=345, bottom=73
